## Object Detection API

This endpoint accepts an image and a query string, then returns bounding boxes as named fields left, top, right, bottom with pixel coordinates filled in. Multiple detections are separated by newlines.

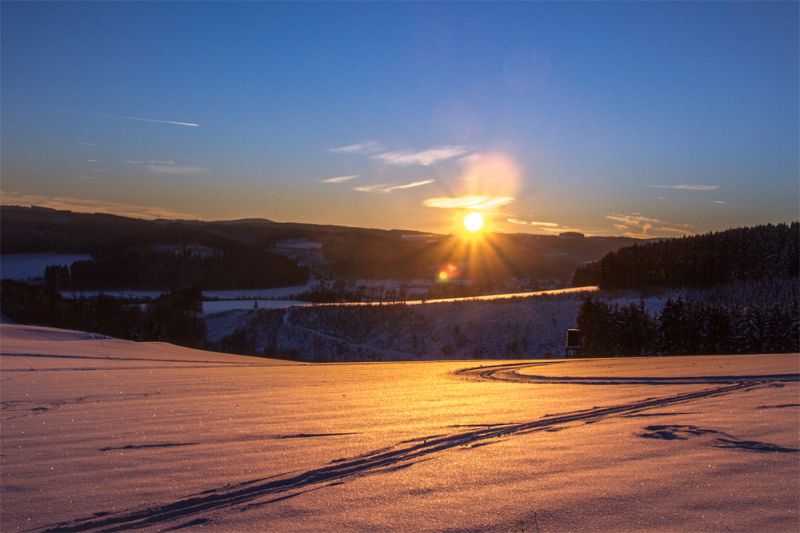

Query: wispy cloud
left=606, top=212, right=693, bottom=238
left=373, top=146, right=470, bottom=166
left=330, top=141, right=383, bottom=154
left=352, top=180, right=435, bottom=193
left=537, top=226, right=587, bottom=235
left=712, top=200, right=727, bottom=204
left=423, top=195, right=514, bottom=210
left=320, top=175, right=360, bottom=184
left=529, top=220, right=559, bottom=227
left=606, top=214, right=665, bottom=226
left=506, top=218, right=561, bottom=227
left=61, top=110, right=199, bottom=127
left=649, top=184, right=719, bottom=191
left=505, top=218, right=582, bottom=235
left=382, top=179, right=434, bottom=192
left=146, top=164, right=206, bottom=175
left=0, top=190, right=197, bottom=220
left=657, top=226, right=695, bottom=234
left=125, top=159, right=205, bottom=175
left=353, top=183, right=391, bottom=193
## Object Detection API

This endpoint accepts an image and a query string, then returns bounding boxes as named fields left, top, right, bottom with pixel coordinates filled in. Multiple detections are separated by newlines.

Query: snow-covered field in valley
left=1, top=323, right=798, bottom=532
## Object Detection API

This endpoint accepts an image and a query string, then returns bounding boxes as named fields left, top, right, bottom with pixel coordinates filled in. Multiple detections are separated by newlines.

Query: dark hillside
left=2, top=205, right=639, bottom=285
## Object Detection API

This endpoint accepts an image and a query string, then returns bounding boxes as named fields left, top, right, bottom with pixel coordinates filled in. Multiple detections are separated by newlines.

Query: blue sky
left=2, top=2, right=797, bottom=236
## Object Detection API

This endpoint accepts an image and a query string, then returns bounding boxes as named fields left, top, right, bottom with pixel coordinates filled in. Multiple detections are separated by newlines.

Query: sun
left=463, top=212, right=484, bottom=233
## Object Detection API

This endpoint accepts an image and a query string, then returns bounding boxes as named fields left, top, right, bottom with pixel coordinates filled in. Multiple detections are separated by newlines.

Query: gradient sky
left=2, top=2, right=798, bottom=237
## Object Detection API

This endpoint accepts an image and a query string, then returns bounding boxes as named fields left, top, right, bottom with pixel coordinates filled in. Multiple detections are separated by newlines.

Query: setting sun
left=463, top=212, right=484, bottom=233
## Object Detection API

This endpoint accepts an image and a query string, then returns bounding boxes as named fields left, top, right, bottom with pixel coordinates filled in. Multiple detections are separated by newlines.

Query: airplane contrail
left=61, top=110, right=199, bottom=127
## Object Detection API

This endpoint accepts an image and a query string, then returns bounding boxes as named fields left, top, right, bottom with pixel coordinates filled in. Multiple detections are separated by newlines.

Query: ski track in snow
left=32, top=362, right=799, bottom=533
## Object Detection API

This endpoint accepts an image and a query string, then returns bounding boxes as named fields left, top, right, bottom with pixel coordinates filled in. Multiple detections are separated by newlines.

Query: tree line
left=572, top=223, right=799, bottom=289
left=576, top=297, right=799, bottom=357
left=1, top=280, right=206, bottom=348
left=44, top=245, right=308, bottom=291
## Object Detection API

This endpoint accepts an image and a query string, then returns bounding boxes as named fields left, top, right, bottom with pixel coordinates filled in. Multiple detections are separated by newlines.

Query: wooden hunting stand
left=565, top=328, right=582, bottom=357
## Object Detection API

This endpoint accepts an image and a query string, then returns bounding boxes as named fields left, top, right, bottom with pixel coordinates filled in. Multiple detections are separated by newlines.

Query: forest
left=576, top=295, right=799, bottom=357
left=43, top=244, right=308, bottom=291
left=0, top=280, right=206, bottom=348
left=572, top=223, right=799, bottom=288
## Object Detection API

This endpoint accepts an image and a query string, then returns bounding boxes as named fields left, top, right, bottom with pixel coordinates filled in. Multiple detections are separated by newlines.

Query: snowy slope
left=1, top=324, right=798, bottom=532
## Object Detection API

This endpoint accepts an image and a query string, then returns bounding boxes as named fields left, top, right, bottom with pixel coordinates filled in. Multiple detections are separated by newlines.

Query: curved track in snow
left=32, top=359, right=800, bottom=532
left=454, top=361, right=800, bottom=386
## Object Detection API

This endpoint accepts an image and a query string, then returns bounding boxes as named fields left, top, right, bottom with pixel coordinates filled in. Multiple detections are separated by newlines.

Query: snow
left=1, top=323, right=797, bottom=532
left=61, top=285, right=314, bottom=300
left=203, top=287, right=607, bottom=360
left=202, top=285, right=313, bottom=300
left=338, top=284, right=599, bottom=305
left=61, top=289, right=168, bottom=299
left=202, top=299, right=308, bottom=315
left=0, top=253, right=91, bottom=280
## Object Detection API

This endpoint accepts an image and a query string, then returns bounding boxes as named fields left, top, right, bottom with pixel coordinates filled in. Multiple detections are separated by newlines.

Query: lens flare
left=463, top=212, right=484, bottom=233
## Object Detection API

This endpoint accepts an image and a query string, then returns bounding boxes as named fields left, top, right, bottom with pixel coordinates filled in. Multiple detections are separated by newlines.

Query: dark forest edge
left=570, top=223, right=799, bottom=357
left=577, top=294, right=799, bottom=357
left=1, top=281, right=207, bottom=348
left=572, top=222, right=799, bottom=289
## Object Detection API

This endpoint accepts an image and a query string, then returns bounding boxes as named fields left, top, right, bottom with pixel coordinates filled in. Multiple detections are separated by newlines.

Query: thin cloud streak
left=506, top=218, right=584, bottom=235
left=0, top=190, right=197, bottom=220
left=423, top=195, right=514, bottom=210
left=330, top=141, right=382, bottom=154
left=373, top=146, right=470, bottom=166
left=529, top=220, right=559, bottom=227
left=352, top=180, right=435, bottom=193
left=146, top=164, right=206, bottom=175
left=321, top=175, right=359, bottom=184
left=61, top=110, right=199, bottom=127
left=649, top=184, right=719, bottom=191
left=383, top=179, right=434, bottom=192
left=658, top=226, right=695, bottom=234
left=606, top=212, right=694, bottom=238
left=353, top=183, right=391, bottom=193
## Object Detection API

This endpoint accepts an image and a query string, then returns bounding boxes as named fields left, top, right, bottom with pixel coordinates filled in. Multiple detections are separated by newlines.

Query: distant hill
left=2, top=205, right=639, bottom=287
left=572, top=222, right=799, bottom=289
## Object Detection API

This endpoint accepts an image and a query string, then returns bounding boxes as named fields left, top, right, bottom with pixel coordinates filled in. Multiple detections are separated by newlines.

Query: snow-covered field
left=204, top=288, right=646, bottom=361
left=1, top=323, right=798, bottom=531
left=202, top=299, right=308, bottom=315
